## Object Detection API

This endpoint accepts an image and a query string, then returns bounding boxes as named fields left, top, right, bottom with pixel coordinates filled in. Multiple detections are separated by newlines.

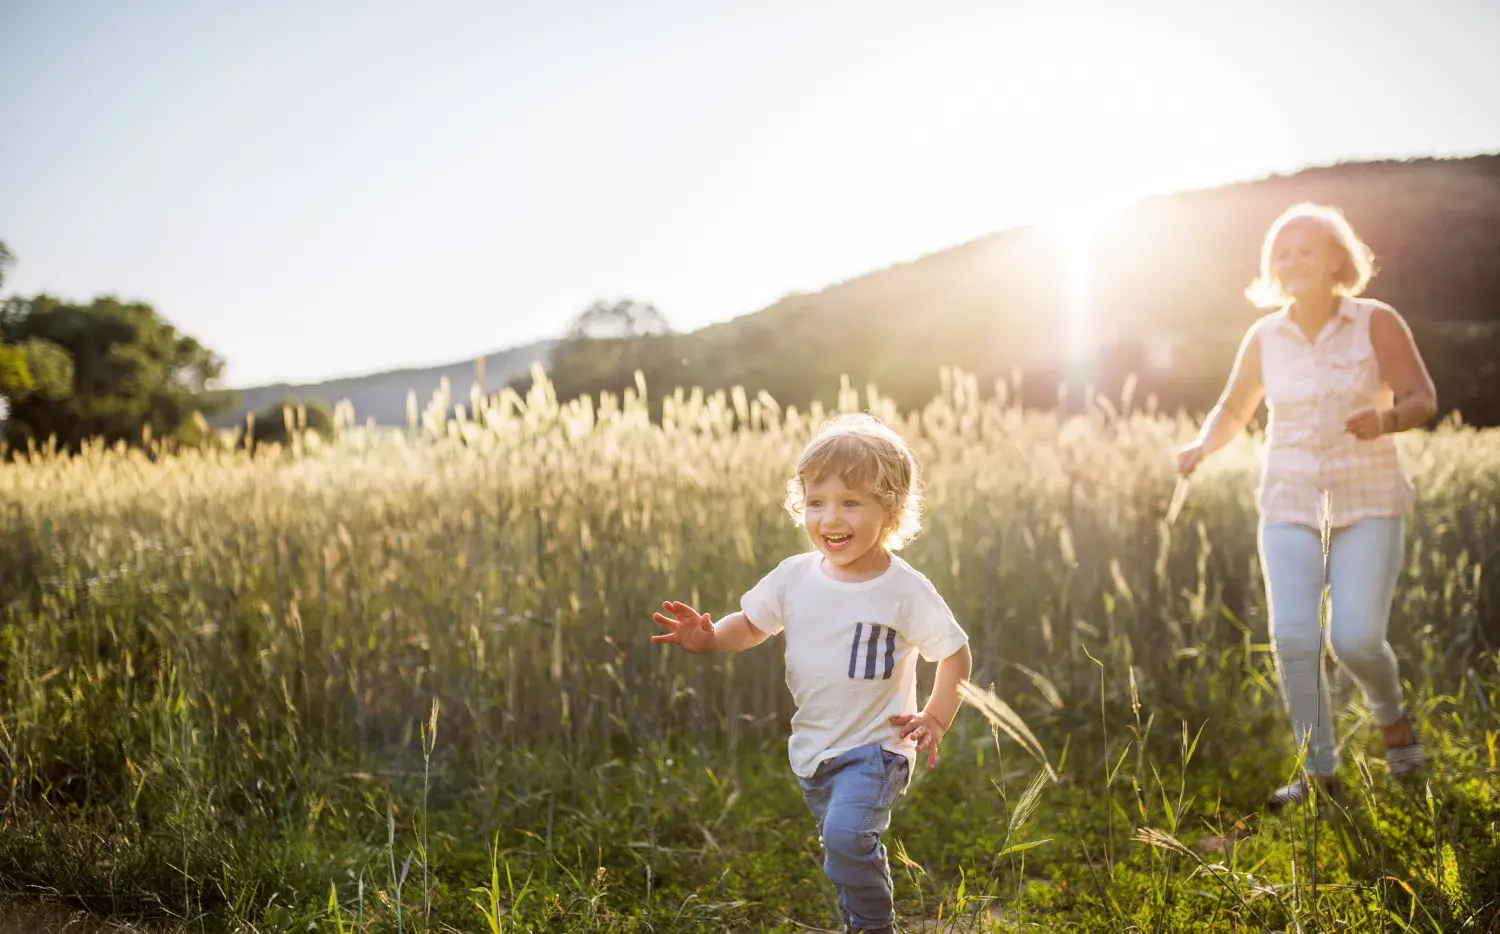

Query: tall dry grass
left=0, top=367, right=1496, bottom=929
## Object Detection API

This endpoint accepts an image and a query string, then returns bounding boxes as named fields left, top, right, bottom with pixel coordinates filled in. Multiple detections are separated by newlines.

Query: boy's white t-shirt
left=740, top=551, right=969, bottom=778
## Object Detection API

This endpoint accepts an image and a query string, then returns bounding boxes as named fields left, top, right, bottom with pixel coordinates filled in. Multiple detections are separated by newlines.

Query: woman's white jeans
left=1259, top=516, right=1407, bottom=776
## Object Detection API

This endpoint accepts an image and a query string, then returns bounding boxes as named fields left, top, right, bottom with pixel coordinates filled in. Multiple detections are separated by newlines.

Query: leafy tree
left=15, top=336, right=74, bottom=402
left=0, top=244, right=19, bottom=409
left=1, top=294, right=233, bottom=450
left=564, top=299, right=670, bottom=340
left=527, top=299, right=674, bottom=408
left=0, top=344, right=28, bottom=410
left=0, top=246, right=75, bottom=419
left=0, top=239, right=13, bottom=292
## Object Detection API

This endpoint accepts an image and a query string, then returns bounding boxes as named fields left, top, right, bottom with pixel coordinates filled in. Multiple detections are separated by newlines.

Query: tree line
left=0, top=241, right=341, bottom=453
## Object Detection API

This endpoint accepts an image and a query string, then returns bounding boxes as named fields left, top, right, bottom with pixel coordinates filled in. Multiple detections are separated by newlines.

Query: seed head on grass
left=958, top=681, right=1057, bottom=782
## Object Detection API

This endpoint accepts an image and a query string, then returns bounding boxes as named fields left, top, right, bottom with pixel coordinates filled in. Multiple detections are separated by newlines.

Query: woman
left=1178, top=202, right=1437, bottom=809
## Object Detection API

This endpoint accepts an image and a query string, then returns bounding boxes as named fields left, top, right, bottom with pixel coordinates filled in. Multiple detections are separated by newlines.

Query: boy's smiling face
left=802, top=472, right=891, bottom=580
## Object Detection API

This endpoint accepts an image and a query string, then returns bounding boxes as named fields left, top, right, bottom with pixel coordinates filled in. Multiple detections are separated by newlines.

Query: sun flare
left=1043, top=199, right=1122, bottom=368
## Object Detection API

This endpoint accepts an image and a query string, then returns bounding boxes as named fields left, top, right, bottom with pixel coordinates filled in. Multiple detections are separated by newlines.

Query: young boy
left=651, top=413, right=972, bottom=934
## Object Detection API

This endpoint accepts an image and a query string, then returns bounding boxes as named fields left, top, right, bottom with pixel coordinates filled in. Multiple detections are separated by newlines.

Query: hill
left=540, top=154, right=1500, bottom=424
left=217, top=340, right=554, bottom=427
left=222, top=156, right=1500, bottom=428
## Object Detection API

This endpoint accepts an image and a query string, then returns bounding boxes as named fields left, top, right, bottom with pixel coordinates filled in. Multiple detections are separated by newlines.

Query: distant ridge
left=217, top=340, right=554, bottom=427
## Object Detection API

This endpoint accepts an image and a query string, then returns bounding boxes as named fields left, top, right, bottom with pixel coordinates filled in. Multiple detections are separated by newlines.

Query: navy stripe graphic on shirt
left=848, top=624, right=898, bottom=680
left=848, top=623, right=864, bottom=679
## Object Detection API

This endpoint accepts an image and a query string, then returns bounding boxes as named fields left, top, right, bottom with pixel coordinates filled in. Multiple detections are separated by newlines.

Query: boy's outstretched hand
left=889, top=711, right=947, bottom=770
left=651, top=601, right=717, bottom=654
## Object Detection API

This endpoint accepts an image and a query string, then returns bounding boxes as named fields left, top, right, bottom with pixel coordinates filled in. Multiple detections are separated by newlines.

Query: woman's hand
left=1344, top=407, right=1389, bottom=441
left=1177, top=441, right=1208, bottom=477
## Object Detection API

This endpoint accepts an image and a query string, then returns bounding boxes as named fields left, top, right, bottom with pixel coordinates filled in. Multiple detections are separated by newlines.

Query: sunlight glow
left=1044, top=199, right=1122, bottom=369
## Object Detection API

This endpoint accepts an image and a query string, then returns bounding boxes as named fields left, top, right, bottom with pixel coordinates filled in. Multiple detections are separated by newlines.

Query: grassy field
left=1, top=369, right=1497, bottom=932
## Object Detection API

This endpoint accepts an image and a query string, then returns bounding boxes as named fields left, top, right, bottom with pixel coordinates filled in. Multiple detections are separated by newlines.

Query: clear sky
left=3, top=0, right=1498, bottom=388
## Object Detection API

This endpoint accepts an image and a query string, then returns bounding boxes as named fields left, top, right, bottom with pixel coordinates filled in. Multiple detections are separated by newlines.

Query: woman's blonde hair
left=1245, top=202, right=1377, bottom=308
left=783, top=413, right=923, bottom=551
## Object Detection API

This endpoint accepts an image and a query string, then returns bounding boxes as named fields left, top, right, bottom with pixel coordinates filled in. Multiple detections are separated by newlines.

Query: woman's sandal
left=1384, top=711, right=1424, bottom=779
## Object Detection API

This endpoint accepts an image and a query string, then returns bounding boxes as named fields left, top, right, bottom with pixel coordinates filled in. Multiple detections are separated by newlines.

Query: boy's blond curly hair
left=783, top=413, right=923, bottom=551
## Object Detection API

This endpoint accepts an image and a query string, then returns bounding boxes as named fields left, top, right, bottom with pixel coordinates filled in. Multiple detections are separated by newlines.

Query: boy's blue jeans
left=798, top=744, right=911, bottom=932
